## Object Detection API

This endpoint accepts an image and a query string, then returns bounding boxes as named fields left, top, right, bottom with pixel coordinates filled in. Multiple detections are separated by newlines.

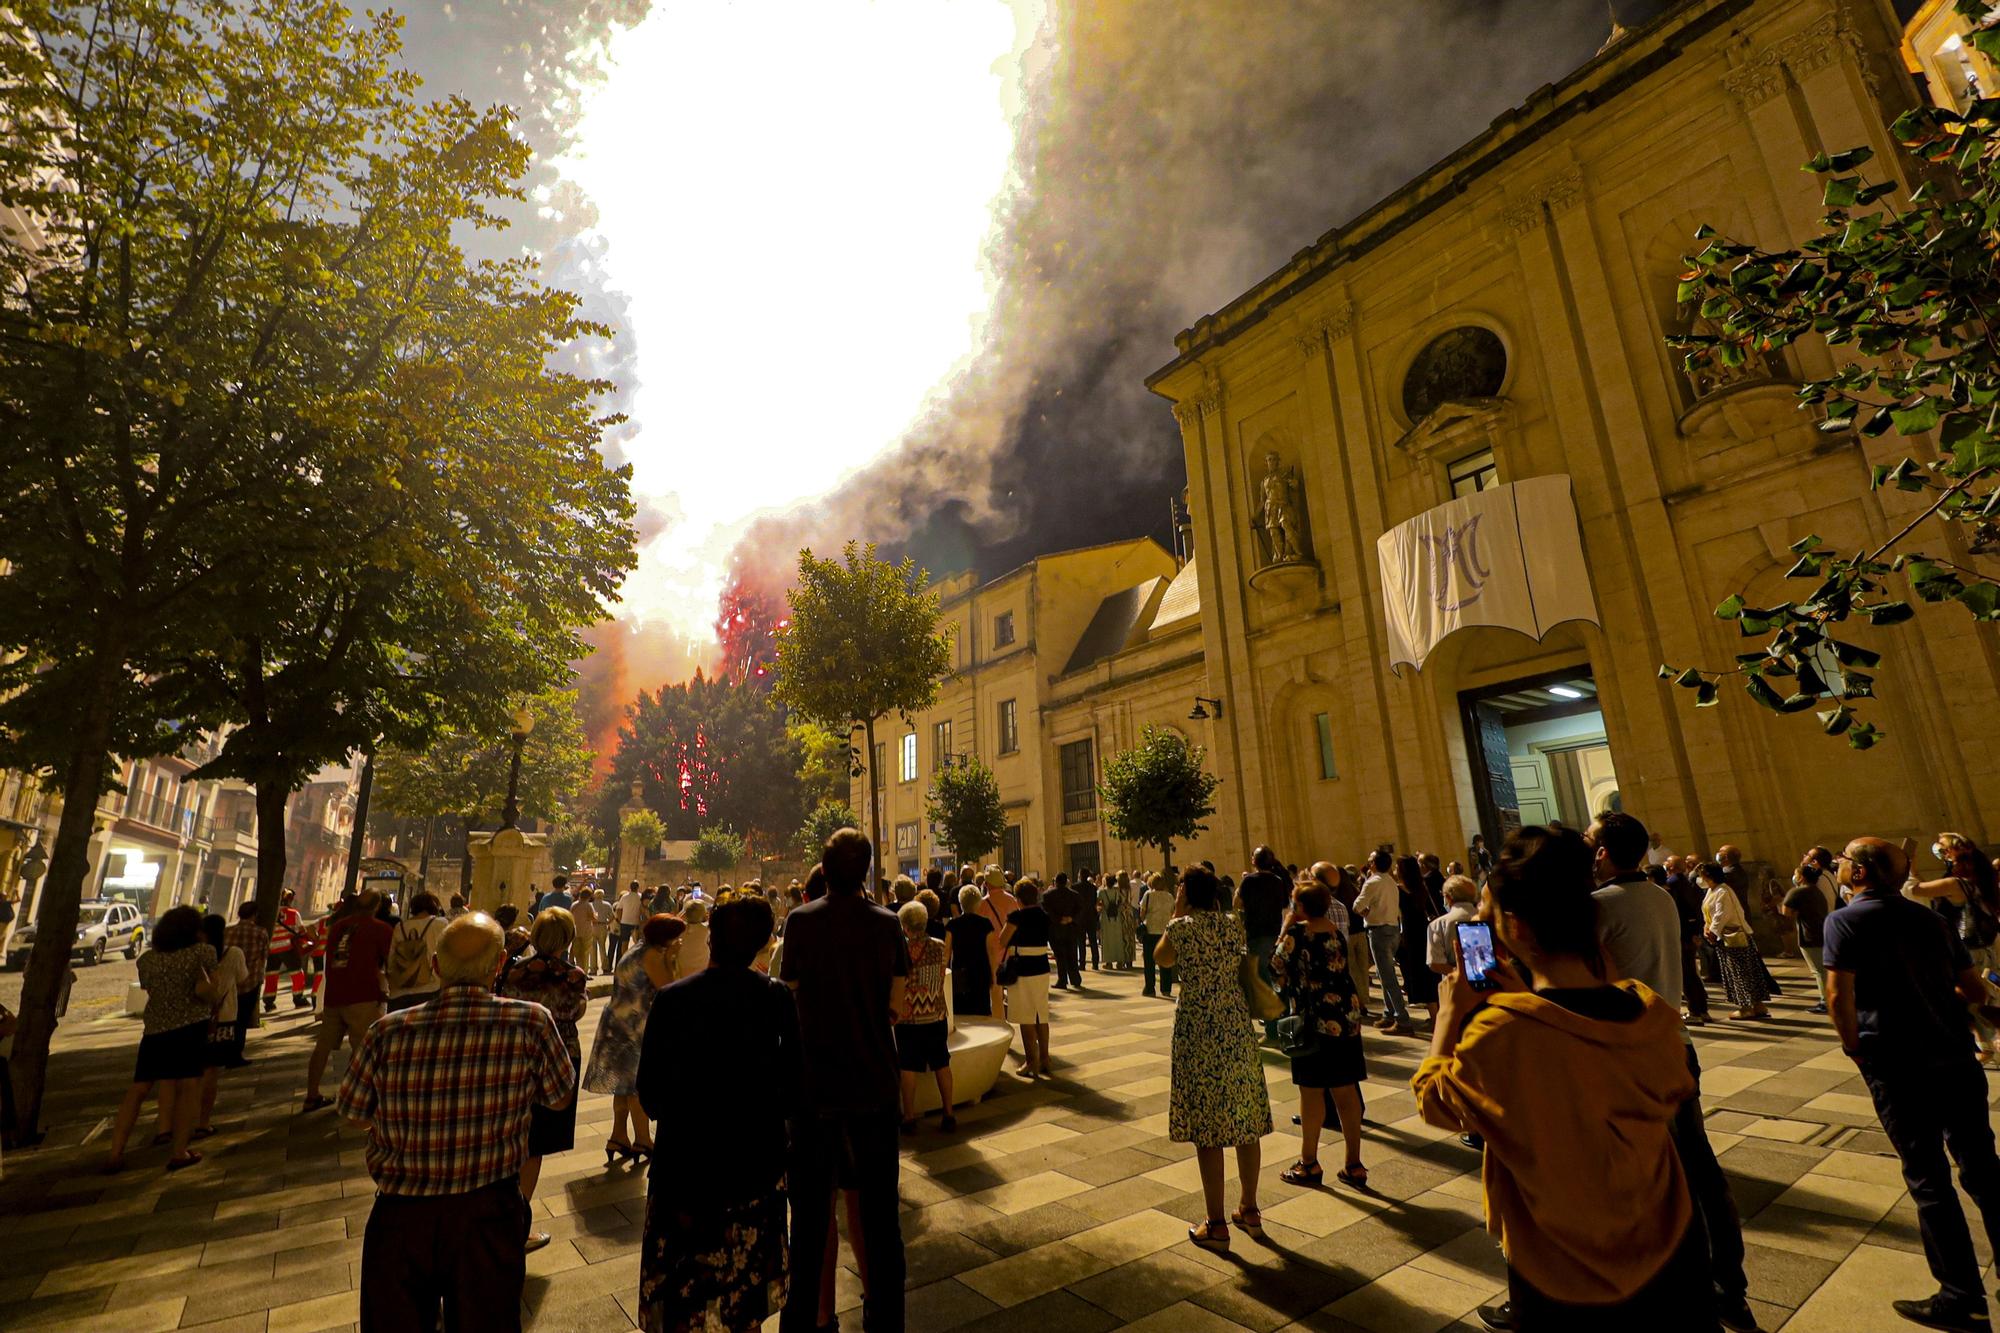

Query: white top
left=386, top=915, right=446, bottom=999
left=590, top=899, right=615, bottom=928
left=1140, top=888, right=1176, bottom=933
left=211, top=946, right=248, bottom=1024
left=1646, top=841, right=1675, bottom=867
left=679, top=921, right=711, bottom=974
left=1353, top=873, right=1400, bottom=928
left=616, top=890, right=648, bottom=926
left=1426, top=903, right=1477, bottom=971
left=1703, top=884, right=1750, bottom=939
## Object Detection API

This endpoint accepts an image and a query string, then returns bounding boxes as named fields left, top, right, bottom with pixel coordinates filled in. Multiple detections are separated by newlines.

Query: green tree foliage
left=798, top=799, right=861, bottom=861
left=925, top=758, right=1007, bottom=866
left=596, top=672, right=805, bottom=850
left=691, top=825, right=746, bottom=878
left=370, top=684, right=594, bottom=829
left=0, top=1, right=626, bottom=1137
left=773, top=542, right=950, bottom=868
left=1663, top=32, right=2000, bottom=748
left=1099, top=726, right=1219, bottom=867
left=550, top=824, right=605, bottom=873
left=620, top=808, right=667, bottom=853
left=789, top=716, right=855, bottom=809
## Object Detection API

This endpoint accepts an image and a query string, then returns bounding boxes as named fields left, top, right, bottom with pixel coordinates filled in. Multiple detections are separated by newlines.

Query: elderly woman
left=897, top=901, right=956, bottom=1133
left=945, top=885, right=994, bottom=1017
left=106, top=905, right=223, bottom=1172
left=639, top=897, right=798, bottom=1332
left=1099, top=872, right=1134, bottom=970
left=1156, top=867, right=1272, bottom=1250
left=679, top=898, right=712, bottom=974
left=499, top=906, right=590, bottom=1252
left=976, top=868, right=1020, bottom=1017
left=583, top=913, right=685, bottom=1164
left=995, top=879, right=1054, bottom=1078
left=1698, top=861, right=1769, bottom=1020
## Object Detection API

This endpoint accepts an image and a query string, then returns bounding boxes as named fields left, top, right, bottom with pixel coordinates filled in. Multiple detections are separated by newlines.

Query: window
left=1059, top=739, right=1096, bottom=823
left=899, top=732, right=918, bottom=783
left=993, top=610, right=1015, bottom=647
left=1314, top=712, right=1338, bottom=780
left=932, top=720, right=952, bottom=772
left=1448, top=448, right=1498, bottom=499
left=1001, top=824, right=1023, bottom=878
left=998, top=699, right=1019, bottom=754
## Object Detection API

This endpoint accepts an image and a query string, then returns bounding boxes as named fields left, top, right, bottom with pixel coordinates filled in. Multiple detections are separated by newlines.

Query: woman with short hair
left=584, top=913, right=684, bottom=1165
left=105, top=905, right=223, bottom=1172
left=1698, top=861, right=1769, bottom=1020
left=1270, top=882, right=1367, bottom=1188
left=896, top=901, right=955, bottom=1132
left=945, top=885, right=994, bottom=1018
left=500, top=906, right=590, bottom=1252
left=995, top=879, right=1053, bottom=1078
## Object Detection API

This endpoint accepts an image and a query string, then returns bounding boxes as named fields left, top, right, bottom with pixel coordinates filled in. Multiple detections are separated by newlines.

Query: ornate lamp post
left=500, top=705, right=535, bottom=830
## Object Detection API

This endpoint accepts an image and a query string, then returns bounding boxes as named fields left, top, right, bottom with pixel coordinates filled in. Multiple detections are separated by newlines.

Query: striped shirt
left=336, top=984, right=573, bottom=1196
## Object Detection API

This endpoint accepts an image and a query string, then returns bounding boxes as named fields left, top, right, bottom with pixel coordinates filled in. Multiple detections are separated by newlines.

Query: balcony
left=210, top=808, right=258, bottom=857
left=106, top=791, right=201, bottom=840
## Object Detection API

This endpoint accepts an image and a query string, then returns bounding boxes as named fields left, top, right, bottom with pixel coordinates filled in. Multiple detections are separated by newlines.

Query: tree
left=372, top=684, right=594, bottom=832
left=798, top=800, right=861, bottom=861
left=691, top=825, right=745, bottom=879
left=550, top=824, right=604, bottom=873
left=596, top=672, right=806, bottom=850
left=1099, top=726, right=1219, bottom=867
left=0, top=0, right=627, bottom=1139
left=925, top=758, right=1007, bottom=867
left=773, top=542, right=951, bottom=871
left=620, top=808, right=666, bottom=859
left=790, top=716, right=854, bottom=809
left=1662, top=44, right=2000, bottom=747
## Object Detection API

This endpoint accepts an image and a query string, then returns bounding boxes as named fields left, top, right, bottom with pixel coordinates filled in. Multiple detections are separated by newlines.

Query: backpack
left=386, top=918, right=436, bottom=991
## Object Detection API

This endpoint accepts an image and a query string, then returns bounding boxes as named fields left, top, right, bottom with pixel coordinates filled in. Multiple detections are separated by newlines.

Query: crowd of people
left=98, top=811, right=2000, bottom=1333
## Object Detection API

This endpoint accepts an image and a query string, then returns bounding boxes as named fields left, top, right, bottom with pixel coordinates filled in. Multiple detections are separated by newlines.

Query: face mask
left=1934, top=843, right=1948, bottom=863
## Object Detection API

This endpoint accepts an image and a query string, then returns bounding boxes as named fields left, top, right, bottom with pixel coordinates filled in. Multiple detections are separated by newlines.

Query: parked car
left=5, top=899, right=147, bottom=969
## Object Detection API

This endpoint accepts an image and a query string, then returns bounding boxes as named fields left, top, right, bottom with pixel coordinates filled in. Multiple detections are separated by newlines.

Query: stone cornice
left=1724, top=12, right=1874, bottom=108
left=1501, top=166, right=1585, bottom=236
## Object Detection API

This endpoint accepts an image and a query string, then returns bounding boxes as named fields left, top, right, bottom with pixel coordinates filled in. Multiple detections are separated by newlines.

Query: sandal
left=150, top=1132, right=173, bottom=1147
left=1280, top=1159, right=1323, bottom=1186
left=300, top=1095, right=333, bottom=1113
left=165, top=1151, right=203, bottom=1172
left=1188, top=1219, right=1230, bottom=1251
left=1335, top=1164, right=1369, bottom=1188
left=190, top=1126, right=216, bottom=1140
left=1230, top=1206, right=1263, bottom=1235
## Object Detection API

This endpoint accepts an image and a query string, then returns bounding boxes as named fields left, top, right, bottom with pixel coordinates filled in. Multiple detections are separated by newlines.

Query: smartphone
left=1457, top=920, right=1500, bottom=991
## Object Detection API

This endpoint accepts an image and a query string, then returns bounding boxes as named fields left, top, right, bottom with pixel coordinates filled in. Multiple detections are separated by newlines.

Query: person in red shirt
left=302, top=889, right=394, bottom=1111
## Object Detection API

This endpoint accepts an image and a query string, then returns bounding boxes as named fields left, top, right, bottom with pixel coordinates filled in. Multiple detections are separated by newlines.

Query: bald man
left=338, top=912, right=574, bottom=1333
left=1825, top=838, right=2000, bottom=1332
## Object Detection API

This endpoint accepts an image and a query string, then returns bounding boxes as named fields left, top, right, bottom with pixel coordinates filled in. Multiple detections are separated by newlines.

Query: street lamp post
left=500, top=705, right=535, bottom=830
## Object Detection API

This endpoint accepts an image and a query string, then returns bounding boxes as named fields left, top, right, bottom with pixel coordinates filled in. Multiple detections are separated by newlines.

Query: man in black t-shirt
left=779, top=828, right=908, bottom=1333
left=1783, top=861, right=1832, bottom=1014
left=1238, top=846, right=1292, bottom=1044
left=1043, top=874, right=1082, bottom=990
left=1826, top=837, right=2000, bottom=1333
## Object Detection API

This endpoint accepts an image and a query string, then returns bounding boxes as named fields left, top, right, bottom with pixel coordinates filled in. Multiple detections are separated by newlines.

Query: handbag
left=996, top=945, right=1020, bottom=987
left=1240, top=953, right=1283, bottom=1021
left=1274, top=1013, right=1322, bottom=1057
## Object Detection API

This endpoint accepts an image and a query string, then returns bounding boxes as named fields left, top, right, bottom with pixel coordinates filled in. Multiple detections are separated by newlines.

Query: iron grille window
left=1059, top=739, right=1095, bottom=823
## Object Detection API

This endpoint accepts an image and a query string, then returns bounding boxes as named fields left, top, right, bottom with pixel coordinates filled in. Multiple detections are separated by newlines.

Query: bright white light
left=1944, top=32, right=1964, bottom=52
left=559, top=1, right=1028, bottom=647
left=1547, top=685, right=1584, bottom=699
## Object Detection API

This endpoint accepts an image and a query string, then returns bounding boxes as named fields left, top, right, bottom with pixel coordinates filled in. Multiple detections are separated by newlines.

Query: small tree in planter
left=925, top=758, right=1007, bottom=868
left=691, top=825, right=747, bottom=881
left=1099, top=726, right=1220, bottom=869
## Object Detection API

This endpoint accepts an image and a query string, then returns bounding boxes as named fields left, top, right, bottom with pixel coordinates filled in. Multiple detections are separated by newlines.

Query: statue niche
left=1247, top=438, right=1317, bottom=593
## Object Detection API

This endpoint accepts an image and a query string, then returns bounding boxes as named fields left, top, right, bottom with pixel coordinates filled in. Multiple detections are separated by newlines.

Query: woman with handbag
left=1154, top=866, right=1273, bottom=1251
left=1698, top=861, right=1769, bottom=1019
left=994, top=878, right=1054, bottom=1077
left=1270, top=880, right=1367, bottom=1189
left=1909, top=832, right=2000, bottom=1063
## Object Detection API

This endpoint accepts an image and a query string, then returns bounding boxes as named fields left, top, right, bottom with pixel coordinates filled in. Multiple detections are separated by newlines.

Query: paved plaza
left=0, top=957, right=1990, bottom=1333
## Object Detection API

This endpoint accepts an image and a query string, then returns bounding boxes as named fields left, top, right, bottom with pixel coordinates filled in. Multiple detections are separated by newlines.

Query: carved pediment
left=1393, top=396, right=1512, bottom=475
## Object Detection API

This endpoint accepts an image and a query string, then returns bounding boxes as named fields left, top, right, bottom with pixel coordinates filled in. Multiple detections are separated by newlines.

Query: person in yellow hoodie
left=1412, top=825, right=1715, bottom=1331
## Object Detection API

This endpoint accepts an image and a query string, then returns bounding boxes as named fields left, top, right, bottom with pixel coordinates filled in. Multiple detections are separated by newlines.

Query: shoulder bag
left=1239, top=952, right=1283, bottom=1021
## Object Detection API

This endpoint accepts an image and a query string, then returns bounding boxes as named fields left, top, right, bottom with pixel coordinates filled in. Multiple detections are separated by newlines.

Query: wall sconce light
left=1188, top=696, right=1223, bottom=721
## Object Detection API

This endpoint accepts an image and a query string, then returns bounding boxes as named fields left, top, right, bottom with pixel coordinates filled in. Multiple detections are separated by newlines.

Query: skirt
left=204, top=1019, right=240, bottom=1068
left=1289, top=1032, right=1365, bottom=1090
left=529, top=1073, right=581, bottom=1156
left=1717, top=944, right=1770, bottom=1009
left=134, top=1020, right=209, bottom=1083
left=640, top=1182, right=788, bottom=1333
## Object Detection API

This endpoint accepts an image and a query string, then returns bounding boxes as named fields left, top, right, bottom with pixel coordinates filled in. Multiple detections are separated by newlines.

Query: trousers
left=1052, top=936, right=1082, bottom=988
left=1863, top=1055, right=2000, bottom=1311
left=782, top=1111, right=905, bottom=1332
left=1365, top=925, right=1410, bottom=1026
left=1139, top=928, right=1174, bottom=996
left=1673, top=1043, right=1747, bottom=1304
left=360, top=1177, right=528, bottom=1333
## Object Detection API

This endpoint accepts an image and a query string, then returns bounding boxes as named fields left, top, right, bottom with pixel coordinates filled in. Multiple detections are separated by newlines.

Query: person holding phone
left=1412, top=826, right=1716, bottom=1330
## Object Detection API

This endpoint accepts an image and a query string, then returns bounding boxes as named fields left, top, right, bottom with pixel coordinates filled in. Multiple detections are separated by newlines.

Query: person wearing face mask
left=1907, top=833, right=2000, bottom=1068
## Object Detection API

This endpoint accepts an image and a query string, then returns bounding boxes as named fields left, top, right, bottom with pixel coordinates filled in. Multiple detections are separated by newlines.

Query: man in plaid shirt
left=222, top=903, right=270, bottom=1065
left=338, top=912, right=573, bottom=1332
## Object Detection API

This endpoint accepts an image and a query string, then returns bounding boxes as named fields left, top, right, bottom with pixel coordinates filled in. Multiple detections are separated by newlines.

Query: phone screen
left=1457, top=921, right=1499, bottom=991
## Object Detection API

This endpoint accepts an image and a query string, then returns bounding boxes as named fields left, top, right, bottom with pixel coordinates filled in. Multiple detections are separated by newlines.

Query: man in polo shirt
left=1826, top=837, right=2000, bottom=1333
left=339, top=913, right=572, bottom=1332
left=780, top=828, right=908, bottom=1333
left=302, top=889, right=393, bottom=1112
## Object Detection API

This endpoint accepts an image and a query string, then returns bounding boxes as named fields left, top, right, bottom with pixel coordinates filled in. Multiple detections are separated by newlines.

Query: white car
left=5, top=899, right=147, bottom=968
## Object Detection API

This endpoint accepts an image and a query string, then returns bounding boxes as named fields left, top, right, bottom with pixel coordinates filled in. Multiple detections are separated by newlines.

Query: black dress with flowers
left=1269, top=923, right=1366, bottom=1089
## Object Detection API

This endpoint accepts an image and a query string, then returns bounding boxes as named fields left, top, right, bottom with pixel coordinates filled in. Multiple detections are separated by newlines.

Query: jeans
left=1247, top=933, right=1279, bottom=1040
left=1365, top=925, right=1410, bottom=1027
left=1673, top=1043, right=1748, bottom=1305
left=1799, top=944, right=1826, bottom=1006
left=783, top=1111, right=905, bottom=1332
left=1862, top=1056, right=2000, bottom=1311
left=1085, top=927, right=1100, bottom=967
left=361, top=1177, right=529, bottom=1333
left=612, top=924, right=634, bottom=967
left=1140, top=927, right=1174, bottom=996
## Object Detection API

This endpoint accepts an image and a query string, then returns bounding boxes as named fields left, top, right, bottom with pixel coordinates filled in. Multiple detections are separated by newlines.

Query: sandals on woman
left=1335, top=1164, right=1370, bottom=1189
left=1280, top=1159, right=1323, bottom=1186
left=1188, top=1219, right=1230, bottom=1251
left=165, top=1150, right=203, bottom=1173
left=1230, top=1206, right=1263, bottom=1236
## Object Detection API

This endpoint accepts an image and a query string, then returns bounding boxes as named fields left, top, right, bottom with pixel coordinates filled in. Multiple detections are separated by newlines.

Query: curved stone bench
left=907, top=972, right=1013, bottom=1112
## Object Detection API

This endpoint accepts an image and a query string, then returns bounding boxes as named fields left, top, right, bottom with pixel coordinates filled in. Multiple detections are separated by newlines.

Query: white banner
left=1377, top=475, right=1599, bottom=672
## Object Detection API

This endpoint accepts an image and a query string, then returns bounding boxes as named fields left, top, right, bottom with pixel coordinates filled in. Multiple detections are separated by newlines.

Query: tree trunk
left=416, top=814, right=434, bottom=890
left=252, top=779, right=291, bottom=928
left=10, top=674, right=117, bottom=1140
left=863, top=715, right=882, bottom=899
left=460, top=816, right=474, bottom=894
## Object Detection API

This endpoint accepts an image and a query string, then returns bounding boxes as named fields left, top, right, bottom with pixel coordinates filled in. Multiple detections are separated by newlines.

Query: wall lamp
left=1188, top=696, right=1224, bottom=721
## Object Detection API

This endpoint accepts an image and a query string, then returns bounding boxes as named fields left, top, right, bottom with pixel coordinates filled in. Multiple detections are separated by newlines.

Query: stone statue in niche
left=1253, top=449, right=1310, bottom=568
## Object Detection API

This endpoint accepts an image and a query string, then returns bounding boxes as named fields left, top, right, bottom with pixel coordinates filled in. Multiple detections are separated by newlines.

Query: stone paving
left=0, top=956, right=1992, bottom=1333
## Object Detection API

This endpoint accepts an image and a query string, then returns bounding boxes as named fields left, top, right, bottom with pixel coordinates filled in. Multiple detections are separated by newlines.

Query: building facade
left=1140, top=0, right=2000, bottom=870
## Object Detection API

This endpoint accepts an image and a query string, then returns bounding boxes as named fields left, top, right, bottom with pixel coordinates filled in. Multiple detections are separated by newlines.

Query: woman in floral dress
left=583, top=914, right=685, bottom=1161
left=1269, top=880, right=1368, bottom=1188
left=1155, top=866, right=1272, bottom=1251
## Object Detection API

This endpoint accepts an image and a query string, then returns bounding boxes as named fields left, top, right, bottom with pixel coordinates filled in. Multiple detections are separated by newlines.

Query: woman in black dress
left=1270, top=881, right=1368, bottom=1187
left=944, top=885, right=994, bottom=1017
left=1395, top=854, right=1442, bottom=1026
left=638, top=896, right=799, bottom=1332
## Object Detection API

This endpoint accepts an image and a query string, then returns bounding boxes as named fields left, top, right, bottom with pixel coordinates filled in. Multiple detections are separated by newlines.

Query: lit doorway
left=1459, top=668, right=1620, bottom=844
